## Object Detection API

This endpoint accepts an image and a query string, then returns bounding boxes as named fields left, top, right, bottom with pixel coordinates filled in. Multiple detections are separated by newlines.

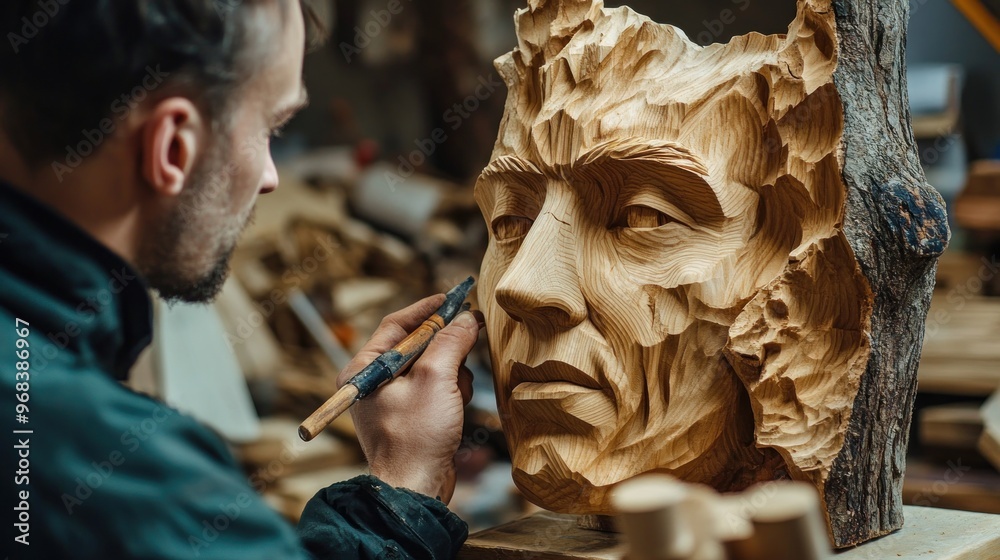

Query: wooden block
left=904, top=458, right=1000, bottom=514
left=954, top=195, right=1000, bottom=232
left=237, top=416, right=360, bottom=477
left=610, top=474, right=723, bottom=560
left=459, top=512, right=626, bottom=560
left=331, top=278, right=399, bottom=318
left=214, top=277, right=287, bottom=382
left=979, top=388, right=1000, bottom=472
left=744, top=484, right=831, bottom=560
left=918, top=296, right=1000, bottom=396
left=270, top=465, right=369, bottom=523
left=935, top=252, right=989, bottom=293
left=241, top=174, right=349, bottom=246
left=920, top=403, right=984, bottom=450
left=954, top=160, right=1000, bottom=232
left=461, top=508, right=1000, bottom=560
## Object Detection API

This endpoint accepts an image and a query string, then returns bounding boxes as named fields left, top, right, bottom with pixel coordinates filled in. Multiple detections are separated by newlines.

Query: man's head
left=0, top=0, right=324, bottom=302
left=476, top=0, right=872, bottom=514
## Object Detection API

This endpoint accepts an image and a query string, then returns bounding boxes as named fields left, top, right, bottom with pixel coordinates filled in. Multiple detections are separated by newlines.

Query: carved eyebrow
left=475, top=155, right=547, bottom=213
left=478, top=155, right=546, bottom=180
left=575, top=140, right=710, bottom=176
left=572, top=140, right=725, bottom=226
left=475, top=143, right=725, bottom=226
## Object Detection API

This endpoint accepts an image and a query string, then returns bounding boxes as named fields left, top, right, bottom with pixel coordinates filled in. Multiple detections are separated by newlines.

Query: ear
left=140, top=98, right=207, bottom=197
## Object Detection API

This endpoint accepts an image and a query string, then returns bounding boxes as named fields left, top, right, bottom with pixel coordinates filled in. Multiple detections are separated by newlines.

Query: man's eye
left=614, top=206, right=675, bottom=229
left=492, top=216, right=534, bottom=241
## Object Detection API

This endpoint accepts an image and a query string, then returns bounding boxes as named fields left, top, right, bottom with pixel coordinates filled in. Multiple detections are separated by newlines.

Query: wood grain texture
left=298, top=384, right=358, bottom=441
left=475, top=0, right=948, bottom=548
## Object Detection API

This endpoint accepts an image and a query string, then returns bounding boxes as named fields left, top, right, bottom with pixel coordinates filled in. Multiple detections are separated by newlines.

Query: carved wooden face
left=476, top=0, right=872, bottom=516
left=477, top=140, right=763, bottom=512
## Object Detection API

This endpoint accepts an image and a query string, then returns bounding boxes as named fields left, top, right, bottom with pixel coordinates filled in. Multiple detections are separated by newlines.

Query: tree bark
left=826, top=0, right=951, bottom=548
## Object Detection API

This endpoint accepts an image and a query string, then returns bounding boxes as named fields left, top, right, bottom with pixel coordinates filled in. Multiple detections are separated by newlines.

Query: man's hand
left=338, top=295, right=484, bottom=503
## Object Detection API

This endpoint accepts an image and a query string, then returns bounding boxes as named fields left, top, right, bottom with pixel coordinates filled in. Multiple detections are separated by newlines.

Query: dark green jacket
left=0, top=182, right=467, bottom=559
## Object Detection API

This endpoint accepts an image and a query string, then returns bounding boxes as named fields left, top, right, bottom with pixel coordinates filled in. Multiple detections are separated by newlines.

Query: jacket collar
left=0, top=181, right=152, bottom=380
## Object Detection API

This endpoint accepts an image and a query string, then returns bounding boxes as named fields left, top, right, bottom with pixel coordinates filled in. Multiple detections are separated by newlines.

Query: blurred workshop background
left=125, top=0, right=1000, bottom=531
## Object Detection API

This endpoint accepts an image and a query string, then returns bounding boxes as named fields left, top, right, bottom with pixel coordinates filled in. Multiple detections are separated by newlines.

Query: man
left=0, top=1, right=482, bottom=558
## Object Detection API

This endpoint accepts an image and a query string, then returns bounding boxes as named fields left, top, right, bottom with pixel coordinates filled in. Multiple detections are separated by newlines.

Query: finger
left=338, top=295, right=446, bottom=385
left=409, top=312, right=482, bottom=384
left=458, top=366, right=474, bottom=407
left=471, top=309, right=485, bottom=327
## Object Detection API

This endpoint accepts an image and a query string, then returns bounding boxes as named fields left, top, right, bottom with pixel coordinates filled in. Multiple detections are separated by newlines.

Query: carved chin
left=510, top=442, right=616, bottom=515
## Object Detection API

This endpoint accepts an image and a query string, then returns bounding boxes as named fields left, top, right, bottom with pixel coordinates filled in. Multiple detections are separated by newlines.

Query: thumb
left=411, top=311, right=483, bottom=381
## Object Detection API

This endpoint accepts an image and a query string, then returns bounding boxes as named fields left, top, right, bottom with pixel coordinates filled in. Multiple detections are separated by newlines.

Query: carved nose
left=495, top=272, right=588, bottom=329
left=494, top=213, right=587, bottom=330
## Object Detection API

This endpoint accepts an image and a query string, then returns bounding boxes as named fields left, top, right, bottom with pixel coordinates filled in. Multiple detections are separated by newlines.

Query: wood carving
left=475, top=0, right=950, bottom=548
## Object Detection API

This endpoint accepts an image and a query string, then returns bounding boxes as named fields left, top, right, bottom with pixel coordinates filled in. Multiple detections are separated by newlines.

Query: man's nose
left=494, top=207, right=587, bottom=331
left=259, top=153, right=279, bottom=194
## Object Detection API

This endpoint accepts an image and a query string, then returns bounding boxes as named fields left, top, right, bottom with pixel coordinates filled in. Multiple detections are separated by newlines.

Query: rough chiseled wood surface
left=475, top=0, right=947, bottom=549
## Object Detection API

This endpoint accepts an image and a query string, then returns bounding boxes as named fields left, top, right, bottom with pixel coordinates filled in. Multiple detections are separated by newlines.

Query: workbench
left=459, top=507, right=1000, bottom=560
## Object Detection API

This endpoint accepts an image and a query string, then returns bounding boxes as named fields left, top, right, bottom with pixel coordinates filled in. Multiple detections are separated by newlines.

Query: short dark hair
left=0, top=0, right=325, bottom=167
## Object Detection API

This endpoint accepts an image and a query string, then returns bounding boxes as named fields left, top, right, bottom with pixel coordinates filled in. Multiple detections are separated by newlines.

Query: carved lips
left=507, top=359, right=619, bottom=443
left=509, top=360, right=604, bottom=392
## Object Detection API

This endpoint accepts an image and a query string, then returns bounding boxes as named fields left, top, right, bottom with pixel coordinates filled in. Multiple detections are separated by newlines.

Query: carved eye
left=493, top=216, right=534, bottom=241
left=614, top=205, right=675, bottom=229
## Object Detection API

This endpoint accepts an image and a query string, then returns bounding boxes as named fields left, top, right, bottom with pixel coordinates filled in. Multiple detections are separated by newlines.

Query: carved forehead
left=491, top=0, right=835, bottom=170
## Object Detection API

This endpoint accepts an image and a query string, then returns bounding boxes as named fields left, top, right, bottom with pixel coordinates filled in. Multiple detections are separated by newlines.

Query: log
left=474, top=0, right=948, bottom=548
left=828, top=0, right=951, bottom=546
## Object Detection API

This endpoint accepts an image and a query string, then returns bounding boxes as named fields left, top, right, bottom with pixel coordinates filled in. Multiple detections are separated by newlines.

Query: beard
left=136, top=132, right=255, bottom=304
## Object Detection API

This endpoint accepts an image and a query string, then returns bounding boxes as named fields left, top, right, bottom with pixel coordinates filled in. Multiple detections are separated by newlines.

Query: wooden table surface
left=461, top=507, right=1000, bottom=560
